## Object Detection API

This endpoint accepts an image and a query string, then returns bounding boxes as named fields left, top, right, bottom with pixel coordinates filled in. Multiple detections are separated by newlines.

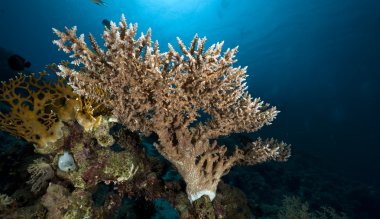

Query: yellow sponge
left=0, top=72, right=111, bottom=153
left=0, top=73, right=65, bottom=151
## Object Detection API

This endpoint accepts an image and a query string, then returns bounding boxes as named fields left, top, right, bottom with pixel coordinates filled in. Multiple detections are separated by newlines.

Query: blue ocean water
left=1, top=0, right=380, bottom=218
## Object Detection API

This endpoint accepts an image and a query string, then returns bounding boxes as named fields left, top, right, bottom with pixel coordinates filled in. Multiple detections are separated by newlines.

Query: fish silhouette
left=7, top=54, right=31, bottom=71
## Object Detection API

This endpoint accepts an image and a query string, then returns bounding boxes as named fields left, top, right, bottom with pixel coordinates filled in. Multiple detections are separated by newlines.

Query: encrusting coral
left=53, top=14, right=291, bottom=202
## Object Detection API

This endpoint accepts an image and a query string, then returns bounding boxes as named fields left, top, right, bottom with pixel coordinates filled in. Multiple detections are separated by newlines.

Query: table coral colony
left=53, top=14, right=291, bottom=202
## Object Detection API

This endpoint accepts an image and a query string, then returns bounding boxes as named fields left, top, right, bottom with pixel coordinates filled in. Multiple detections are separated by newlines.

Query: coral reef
left=0, top=14, right=300, bottom=218
left=41, top=183, right=94, bottom=219
left=53, top=14, right=291, bottom=202
left=174, top=182, right=253, bottom=219
left=277, top=196, right=347, bottom=219
left=0, top=70, right=148, bottom=217
left=1, top=119, right=378, bottom=218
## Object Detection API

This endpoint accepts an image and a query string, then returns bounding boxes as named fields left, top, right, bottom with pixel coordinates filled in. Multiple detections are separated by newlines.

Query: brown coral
left=53, top=15, right=291, bottom=202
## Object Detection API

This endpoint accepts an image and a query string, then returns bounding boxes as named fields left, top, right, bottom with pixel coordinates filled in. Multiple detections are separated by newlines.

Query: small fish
left=102, top=19, right=111, bottom=29
left=91, top=0, right=107, bottom=6
left=7, top=54, right=31, bottom=71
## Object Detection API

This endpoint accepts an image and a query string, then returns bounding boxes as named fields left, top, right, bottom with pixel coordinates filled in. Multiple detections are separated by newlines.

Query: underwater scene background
left=0, top=0, right=379, bottom=218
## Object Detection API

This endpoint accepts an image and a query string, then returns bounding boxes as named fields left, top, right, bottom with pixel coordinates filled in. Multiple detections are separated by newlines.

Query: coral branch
left=240, top=138, right=291, bottom=165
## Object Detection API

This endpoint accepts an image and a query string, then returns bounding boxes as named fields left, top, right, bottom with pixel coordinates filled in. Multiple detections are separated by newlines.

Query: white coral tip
left=188, top=190, right=216, bottom=202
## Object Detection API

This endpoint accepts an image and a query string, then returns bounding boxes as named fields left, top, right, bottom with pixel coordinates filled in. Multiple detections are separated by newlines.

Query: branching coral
left=53, top=15, right=291, bottom=202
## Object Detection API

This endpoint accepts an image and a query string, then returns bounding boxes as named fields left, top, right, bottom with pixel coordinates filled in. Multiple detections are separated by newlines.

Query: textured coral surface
left=53, top=15, right=290, bottom=202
